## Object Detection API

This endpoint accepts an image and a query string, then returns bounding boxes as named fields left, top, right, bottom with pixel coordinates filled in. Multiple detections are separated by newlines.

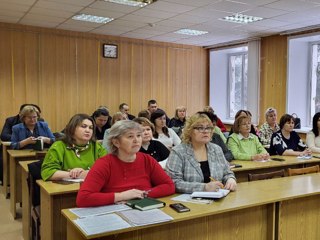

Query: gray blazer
left=166, top=142, right=236, bottom=193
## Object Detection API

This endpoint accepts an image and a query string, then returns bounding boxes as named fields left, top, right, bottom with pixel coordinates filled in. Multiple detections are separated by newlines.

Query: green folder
left=126, top=197, right=165, bottom=211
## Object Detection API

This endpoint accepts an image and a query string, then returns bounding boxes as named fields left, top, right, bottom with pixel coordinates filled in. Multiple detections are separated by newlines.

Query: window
left=288, top=34, right=320, bottom=128
left=228, top=52, right=248, bottom=118
left=209, top=40, right=260, bottom=124
left=310, top=43, right=320, bottom=118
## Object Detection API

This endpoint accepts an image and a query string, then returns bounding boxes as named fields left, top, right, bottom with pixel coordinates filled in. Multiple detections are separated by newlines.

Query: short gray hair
left=107, top=120, right=143, bottom=155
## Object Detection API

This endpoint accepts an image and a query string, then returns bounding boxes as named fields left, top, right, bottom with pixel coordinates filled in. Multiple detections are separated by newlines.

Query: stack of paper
left=74, top=214, right=131, bottom=235
left=190, top=189, right=230, bottom=199
left=118, top=209, right=173, bottom=226
left=70, top=204, right=131, bottom=218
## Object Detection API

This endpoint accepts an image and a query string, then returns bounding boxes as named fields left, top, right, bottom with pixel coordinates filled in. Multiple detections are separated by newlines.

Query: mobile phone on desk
left=271, top=157, right=285, bottom=162
left=169, top=203, right=190, bottom=213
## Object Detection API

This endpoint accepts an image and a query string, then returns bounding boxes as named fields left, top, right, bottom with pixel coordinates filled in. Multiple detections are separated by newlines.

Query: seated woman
left=203, top=106, right=227, bottom=132
left=150, top=109, right=181, bottom=149
left=169, top=106, right=187, bottom=136
left=269, top=114, right=311, bottom=156
left=133, top=117, right=170, bottom=168
left=41, top=114, right=107, bottom=181
left=165, top=113, right=237, bottom=193
left=76, top=120, right=175, bottom=207
left=11, top=105, right=55, bottom=149
left=91, top=108, right=110, bottom=141
left=306, top=112, right=320, bottom=153
left=259, top=107, right=280, bottom=146
left=229, top=110, right=259, bottom=137
left=227, top=116, right=269, bottom=160
left=102, top=112, right=127, bottom=151
left=198, top=111, right=233, bottom=161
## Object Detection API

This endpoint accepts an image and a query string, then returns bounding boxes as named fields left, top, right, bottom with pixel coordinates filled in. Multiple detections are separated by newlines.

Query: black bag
left=291, top=113, right=301, bottom=129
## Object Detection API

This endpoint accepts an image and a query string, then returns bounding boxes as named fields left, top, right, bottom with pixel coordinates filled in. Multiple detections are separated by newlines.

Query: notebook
left=126, top=197, right=165, bottom=211
left=190, top=189, right=230, bottom=199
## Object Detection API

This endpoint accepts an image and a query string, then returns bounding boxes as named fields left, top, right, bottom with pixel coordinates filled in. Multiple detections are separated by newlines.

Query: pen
left=209, top=177, right=224, bottom=188
left=143, top=190, right=151, bottom=197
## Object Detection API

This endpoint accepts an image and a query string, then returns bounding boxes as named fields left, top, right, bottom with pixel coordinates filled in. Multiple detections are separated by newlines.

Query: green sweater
left=41, top=140, right=107, bottom=180
left=227, top=133, right=267, bottom=160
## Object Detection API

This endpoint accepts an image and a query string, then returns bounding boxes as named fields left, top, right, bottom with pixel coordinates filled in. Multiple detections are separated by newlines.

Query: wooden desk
left=38, top=180, right=80, bottom=240
left=8, top=149, right=46, bottom=219
left=62, top=173, right=320, bottom=240
left=232, top=155, right=320, bottom=182
left=1, top=141, right=11, bottom=198
left=20, top=160, right=38, bottom=240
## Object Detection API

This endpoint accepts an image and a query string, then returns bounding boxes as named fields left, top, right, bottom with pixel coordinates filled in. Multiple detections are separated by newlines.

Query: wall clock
left=103, top=44, right=118, bottom=58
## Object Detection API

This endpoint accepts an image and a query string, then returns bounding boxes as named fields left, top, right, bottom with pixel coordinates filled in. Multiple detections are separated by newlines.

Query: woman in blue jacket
left=11, top=105, right=55, bottom=149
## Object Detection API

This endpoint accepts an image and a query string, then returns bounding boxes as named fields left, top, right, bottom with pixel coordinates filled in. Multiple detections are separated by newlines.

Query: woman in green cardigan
left=227, top=115, right=269, bottom=161
left=41, top=113, right=107, bottom=181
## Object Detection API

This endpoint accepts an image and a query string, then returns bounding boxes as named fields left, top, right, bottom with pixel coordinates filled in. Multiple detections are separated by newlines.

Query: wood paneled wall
left=260, top=35, right=288, bottom=124
left=0, top=22, right=208, bottom=132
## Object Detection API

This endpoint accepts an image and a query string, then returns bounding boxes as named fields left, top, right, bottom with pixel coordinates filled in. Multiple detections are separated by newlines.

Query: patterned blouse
left=259, top=122, right=280, bottom=145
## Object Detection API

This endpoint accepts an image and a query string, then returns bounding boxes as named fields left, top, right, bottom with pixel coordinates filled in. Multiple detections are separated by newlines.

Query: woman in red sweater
left=76, top=120, right=175, bottom=207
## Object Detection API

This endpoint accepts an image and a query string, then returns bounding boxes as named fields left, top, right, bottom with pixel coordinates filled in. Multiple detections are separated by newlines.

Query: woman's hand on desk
left=114, top=189, right=145, bottom=202
left=251, top=153, right=270, bottom=161
left=69, top=168, right=85, bottom=178
left=205, top=181, right=224, bottom=192
left=225, top=178, right=237, bottom=191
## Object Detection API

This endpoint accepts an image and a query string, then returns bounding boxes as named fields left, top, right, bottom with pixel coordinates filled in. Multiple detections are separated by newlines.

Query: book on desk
left=126, top=197, right=165, bottom=211
left=191, top=189, right=230, bottom=199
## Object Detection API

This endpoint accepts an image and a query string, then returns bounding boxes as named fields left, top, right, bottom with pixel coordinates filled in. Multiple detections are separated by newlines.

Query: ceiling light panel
left=220, top=14, right=263, bottom=24
left=72, top=14, right=113, bottom=23
left=175, top=29, right=208, bottom=36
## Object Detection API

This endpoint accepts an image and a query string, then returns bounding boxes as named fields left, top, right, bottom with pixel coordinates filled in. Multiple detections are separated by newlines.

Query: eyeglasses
left=193, top=126, right=214, bottom=133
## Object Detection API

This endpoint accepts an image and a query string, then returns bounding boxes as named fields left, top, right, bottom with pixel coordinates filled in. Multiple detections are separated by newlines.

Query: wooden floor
left=0, top=185, right=23, bottom=240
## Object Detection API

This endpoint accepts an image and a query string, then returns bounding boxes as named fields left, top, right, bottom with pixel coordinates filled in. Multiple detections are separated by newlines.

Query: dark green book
left=126, top=197, right=166, bottom=211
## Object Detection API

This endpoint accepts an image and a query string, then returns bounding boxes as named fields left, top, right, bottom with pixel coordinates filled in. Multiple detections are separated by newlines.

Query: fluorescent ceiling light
left=103, top=0, right=157, bottom=7
left=72, top=14, right=113, bottom=24
left=175, top=29, right=208, bottom=36
left=220, top=14, right=263, bottom=24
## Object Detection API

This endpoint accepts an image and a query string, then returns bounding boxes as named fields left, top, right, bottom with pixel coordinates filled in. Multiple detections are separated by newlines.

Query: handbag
left=291, top=113, right=301, bottom=129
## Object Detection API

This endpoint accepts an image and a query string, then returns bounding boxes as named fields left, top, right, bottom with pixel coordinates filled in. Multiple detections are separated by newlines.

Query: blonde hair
left=111, top=112, right=127, bottom=125
left=174, top=106, right=187, bottom=119
left=181, top=113, right=213, bottom=144
left=19, top=106, right=39, bottom=122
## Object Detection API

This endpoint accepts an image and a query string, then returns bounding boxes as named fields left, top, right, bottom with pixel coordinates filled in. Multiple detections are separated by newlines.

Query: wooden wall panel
left=0, top=22, right=208, bottom=132
left=260, top=35, right=288, bottom=124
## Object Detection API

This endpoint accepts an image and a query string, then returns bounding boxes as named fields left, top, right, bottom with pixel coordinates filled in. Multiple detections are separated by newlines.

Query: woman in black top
left=133, top=117, right=170, bottom=168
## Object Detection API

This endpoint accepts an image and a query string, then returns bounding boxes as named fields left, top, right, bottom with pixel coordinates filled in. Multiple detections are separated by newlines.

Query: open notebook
left=190, top=189, right=230, bottom=199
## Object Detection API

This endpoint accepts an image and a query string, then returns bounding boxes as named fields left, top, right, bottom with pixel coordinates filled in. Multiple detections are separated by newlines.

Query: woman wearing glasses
left=259, top=107, right=280, bottom=146
left=227, top=115, right=269, bottom=160
left=10, top=105, right=55, bottom=149
left=166, top=113, right=236, bottom=193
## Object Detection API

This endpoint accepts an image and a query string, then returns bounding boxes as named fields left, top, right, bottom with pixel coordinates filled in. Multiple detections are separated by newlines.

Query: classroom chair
left=287, top=165, right=320, bottom=176
left=248, top=169, right=285, bottom=181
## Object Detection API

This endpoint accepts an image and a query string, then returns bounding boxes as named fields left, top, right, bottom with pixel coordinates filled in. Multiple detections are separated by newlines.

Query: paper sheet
left=70, top=204, right=132, bottom=218
left=74, top=213, right=131, bottom=235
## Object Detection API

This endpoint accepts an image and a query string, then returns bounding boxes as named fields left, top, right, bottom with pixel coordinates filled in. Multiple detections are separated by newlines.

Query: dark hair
left=279, top=114, right=294, bottom=129
left=233, top=116, right=250, bottom=134
left=138, top=110, right=150, bottom=119
left=119, top=103, right=128, bottom=110
left=197, top=111, right=218, bottom=123
left=234, top=109, right=250, bottom=119
left=148, top=99, right=157, bottom=106
left=150, top=109, right=169, bottom=138
left=62, top=114, right=96, bottom=146
left=19, top=104, right=41, bottom=113
left=312, top=112, right=320, bottom=136
left=92, top=109, right=109, bottom=119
